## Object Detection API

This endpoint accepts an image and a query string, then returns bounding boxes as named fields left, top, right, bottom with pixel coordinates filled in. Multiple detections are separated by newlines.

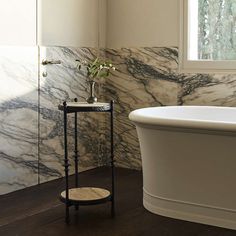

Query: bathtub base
left=143, top=190, right=236, bottom=230
left=129, top=106, right=236, bottom=231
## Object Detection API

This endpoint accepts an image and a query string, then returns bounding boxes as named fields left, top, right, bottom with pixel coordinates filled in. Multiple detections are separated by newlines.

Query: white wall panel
left=0, top=0, right=36, bottom=45
left=106, top=0, right=179, bottom=47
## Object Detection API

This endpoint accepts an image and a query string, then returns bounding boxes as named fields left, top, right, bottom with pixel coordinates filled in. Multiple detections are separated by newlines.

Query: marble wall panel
left=103, top=47, right=181, bottom=169
left=39, top=47, right=106, bottom=183
left=178, top=73, right=236, bottom=106
left=1, top=45, right=236, bottom=194
left=103, top=47, right=236, bottom=170
left=0, top=46, right=38, bottom=194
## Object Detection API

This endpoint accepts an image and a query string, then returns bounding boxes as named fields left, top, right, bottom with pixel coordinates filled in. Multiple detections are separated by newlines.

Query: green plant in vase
left=76, top=57, right=116, bottom=104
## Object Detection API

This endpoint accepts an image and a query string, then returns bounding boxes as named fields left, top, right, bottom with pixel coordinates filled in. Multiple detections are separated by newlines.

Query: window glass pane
left=198, top=0, right=236, bottom=60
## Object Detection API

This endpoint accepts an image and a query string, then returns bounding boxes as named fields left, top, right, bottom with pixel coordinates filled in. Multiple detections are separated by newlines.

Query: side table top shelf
left=58, top=102, right=111, bottom=113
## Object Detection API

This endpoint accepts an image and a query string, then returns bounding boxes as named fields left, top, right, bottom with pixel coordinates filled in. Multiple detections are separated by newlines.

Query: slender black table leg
left=74, top=98, right=79, bottom=211
left=59, top=101, right=115, bottom=222
left=110, top=100, right=115, bottom=217
left=63, top=101, right=70, bottom=224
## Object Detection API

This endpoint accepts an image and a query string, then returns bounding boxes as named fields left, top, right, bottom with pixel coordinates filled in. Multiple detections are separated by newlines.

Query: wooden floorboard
left=0, top=167, right=235, bottom=236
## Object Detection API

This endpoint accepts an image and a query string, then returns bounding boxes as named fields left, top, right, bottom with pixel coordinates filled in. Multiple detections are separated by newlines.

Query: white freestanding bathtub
left=129, top=106, right=236, bottom=230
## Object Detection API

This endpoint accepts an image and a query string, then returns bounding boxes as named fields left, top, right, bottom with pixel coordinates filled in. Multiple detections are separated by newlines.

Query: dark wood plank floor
left=0, top=167, right=236, bottom=236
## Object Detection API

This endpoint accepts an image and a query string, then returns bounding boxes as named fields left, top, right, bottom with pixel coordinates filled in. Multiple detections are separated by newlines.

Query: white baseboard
left=143, top=190, right=236, bottom=230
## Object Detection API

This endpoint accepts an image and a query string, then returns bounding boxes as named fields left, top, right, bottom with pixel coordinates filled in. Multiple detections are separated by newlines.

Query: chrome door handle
left=42, top=59, right=61, bottom=65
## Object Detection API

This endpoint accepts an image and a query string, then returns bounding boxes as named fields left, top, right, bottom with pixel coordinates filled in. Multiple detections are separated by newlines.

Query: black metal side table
left=58, top=100, right=115, bottom=223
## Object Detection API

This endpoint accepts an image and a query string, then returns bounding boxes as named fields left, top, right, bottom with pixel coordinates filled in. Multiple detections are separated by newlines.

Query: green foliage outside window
left=198, top=0, right=236, bottom=60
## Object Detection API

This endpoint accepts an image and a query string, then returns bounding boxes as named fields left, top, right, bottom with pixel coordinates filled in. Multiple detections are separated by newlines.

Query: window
left=180, top=0, right=236, bottom=72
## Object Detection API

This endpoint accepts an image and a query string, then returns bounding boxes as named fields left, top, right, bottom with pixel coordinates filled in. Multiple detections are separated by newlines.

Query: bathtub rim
left=129, top=106, right=236, bottom=133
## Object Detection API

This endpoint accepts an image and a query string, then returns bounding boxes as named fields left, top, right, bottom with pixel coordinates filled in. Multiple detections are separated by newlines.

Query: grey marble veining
left=0, top=45, right=113, bottom=194
left=103, top=47, right=236, bottom=169
left=103, top=47, right=180, bottom=169
left=1, top=45, right=236, bottom=194
left=0, top=46, right=38, bottom=194
left=39, top=47, right=106, bottom=183
left=179, top=73, right=236, bottom=106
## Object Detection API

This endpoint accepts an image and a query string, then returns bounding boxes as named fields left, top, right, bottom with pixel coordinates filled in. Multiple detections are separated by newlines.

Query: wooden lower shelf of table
left=60, top=187, right=111, bottom=205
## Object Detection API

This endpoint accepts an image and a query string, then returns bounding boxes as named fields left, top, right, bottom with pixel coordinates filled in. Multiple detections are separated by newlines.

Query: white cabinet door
left=38, top=0, right=103, bottom=47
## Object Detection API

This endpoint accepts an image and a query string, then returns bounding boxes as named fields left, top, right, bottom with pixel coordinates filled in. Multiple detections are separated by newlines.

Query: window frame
left=179, top=0, right=236, bottom=73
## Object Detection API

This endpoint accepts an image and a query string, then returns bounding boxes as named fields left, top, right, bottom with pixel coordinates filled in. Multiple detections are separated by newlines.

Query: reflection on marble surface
left=0, top=46, right=38, bottom=194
